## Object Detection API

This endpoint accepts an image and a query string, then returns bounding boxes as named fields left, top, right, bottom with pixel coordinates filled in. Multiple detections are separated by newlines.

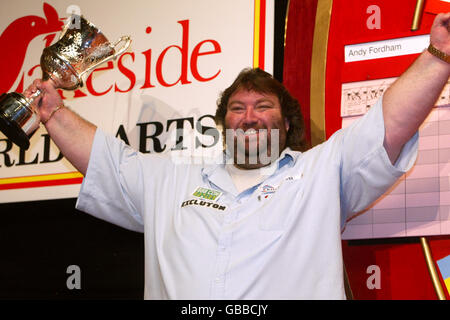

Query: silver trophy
left=0, top=14, right=131, bottom=149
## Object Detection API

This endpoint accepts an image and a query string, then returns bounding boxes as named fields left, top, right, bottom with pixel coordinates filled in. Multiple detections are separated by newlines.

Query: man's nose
left=242, top=107, right=258, bottom=125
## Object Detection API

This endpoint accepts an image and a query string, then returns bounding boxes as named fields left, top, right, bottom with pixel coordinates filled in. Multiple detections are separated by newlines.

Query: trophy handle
left=78, top=36, right=132, bottom=81
left=112, top=36, right=132, bottom=59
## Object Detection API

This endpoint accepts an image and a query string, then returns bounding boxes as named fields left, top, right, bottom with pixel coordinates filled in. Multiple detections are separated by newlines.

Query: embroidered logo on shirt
left=259, top=184, right=278, bottom=200
left=192, top=187, right=222, bottom=201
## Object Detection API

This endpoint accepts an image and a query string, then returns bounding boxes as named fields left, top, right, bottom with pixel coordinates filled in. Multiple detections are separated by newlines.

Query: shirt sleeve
left=337, top=97, right=419, bottom=222
left=75, top=128, right=148, bottom=232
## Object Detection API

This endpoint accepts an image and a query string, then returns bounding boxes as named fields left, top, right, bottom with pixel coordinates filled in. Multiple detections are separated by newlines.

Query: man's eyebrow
left=228, top=100, right=244, bottom=105
left=228, top=98, right=275, bottom=105
left=255, top=98, right=275, bottom=104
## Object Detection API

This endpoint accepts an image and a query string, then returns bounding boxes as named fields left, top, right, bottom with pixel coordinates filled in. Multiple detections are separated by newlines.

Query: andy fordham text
left=180, top=304, right=269, bottom=317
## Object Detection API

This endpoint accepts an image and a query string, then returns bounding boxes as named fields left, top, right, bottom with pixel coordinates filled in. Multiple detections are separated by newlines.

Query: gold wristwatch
left=427, top=44, right=450, bottom=64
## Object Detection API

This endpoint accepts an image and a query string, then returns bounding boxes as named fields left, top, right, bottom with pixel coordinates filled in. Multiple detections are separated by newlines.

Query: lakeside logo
left=193, top=187, right=222, bottom=201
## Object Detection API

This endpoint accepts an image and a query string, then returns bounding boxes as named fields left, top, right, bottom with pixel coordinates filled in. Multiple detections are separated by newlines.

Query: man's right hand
left=23, top=79, right=64, bottom=125
left=23, top=78, right=97, bottom=176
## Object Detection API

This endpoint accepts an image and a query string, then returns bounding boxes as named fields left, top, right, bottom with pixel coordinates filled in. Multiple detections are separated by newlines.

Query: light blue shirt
left=76, top=98, right=418, bottom=299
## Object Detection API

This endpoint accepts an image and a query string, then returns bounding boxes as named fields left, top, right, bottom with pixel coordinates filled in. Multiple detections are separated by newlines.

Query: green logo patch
left=192, top=187, right=222, bottom=201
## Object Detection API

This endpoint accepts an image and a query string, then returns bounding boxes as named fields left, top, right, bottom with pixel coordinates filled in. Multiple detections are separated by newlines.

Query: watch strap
left=427, top=43, right=450, bottom=64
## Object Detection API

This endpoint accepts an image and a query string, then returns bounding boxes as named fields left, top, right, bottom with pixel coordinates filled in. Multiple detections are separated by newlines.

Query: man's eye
left=230, top=106, right=245, bottom=112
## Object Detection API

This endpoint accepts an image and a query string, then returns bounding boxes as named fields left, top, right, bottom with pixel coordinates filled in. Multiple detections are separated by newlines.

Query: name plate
left=344, top=35, right=430, bottom=63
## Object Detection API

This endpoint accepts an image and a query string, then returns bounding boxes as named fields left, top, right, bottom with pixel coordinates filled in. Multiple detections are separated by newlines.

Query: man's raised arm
left=383, top=13, right=450, bottom=164
left=25, top=79, right=96, bottom=176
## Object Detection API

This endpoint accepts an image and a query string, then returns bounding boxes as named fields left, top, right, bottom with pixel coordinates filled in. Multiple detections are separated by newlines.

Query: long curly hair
left=215, top=68, right=309, bottom=152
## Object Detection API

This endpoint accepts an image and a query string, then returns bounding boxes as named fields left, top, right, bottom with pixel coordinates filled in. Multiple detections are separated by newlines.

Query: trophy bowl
left=0, top=14, right=131, bottom=149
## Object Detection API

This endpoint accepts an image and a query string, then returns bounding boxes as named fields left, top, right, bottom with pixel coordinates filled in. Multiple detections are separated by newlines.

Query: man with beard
left=24, top=13, right=450, bottom=299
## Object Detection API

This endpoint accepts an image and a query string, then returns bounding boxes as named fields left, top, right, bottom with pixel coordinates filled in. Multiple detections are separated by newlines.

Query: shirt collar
left=201, top=148, right=299, bottom=194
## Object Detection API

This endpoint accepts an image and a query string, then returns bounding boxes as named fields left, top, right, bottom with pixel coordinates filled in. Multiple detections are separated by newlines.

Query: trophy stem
left=25, top=76, right=59, bottom=107
left=27, top=89, right=42, bottom=106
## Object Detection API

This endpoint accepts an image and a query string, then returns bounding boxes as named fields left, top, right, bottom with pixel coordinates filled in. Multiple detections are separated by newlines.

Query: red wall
left=283, top=0, right=450, bottom=299
left=343, top=236, right=450, bottom=299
